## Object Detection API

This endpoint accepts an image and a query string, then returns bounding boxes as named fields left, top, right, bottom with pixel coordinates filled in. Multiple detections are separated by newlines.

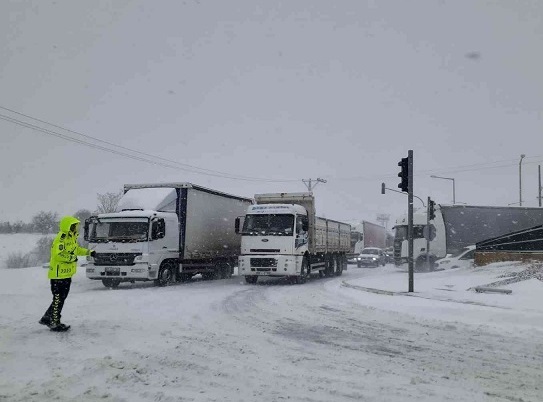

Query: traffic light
left=428, top=199, right=436, bottom=220
left=398, top=157, right=409, bottom=192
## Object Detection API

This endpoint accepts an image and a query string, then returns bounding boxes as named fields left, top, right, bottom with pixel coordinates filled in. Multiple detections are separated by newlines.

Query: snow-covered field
left=1, top=234, right=542, bottom=402
left=0, top=233, right=49, bottom=268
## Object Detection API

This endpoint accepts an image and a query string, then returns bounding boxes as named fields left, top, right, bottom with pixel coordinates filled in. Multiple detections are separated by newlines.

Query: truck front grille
left=94, top=253, right=141, bottom=266
left=250, top=258, right=277, bottom=268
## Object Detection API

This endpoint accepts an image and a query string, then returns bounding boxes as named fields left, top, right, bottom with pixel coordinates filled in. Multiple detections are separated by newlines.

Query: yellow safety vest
left=49, top=216, right=90, bottom=280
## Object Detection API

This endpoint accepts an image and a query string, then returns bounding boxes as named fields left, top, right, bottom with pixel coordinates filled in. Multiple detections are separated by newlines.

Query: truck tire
left=292, top=257, right=308, bottom=284
left=102, top=279, right=121, bottom=289
left=155, top=261, right=175, bottom=287
left=216, top=262, right=231, bottom=279
left=335, top=255, right=343, bottom=276
left=325, top=255, right=335, bottom=277
left=245, top=275, right=258, bottom=284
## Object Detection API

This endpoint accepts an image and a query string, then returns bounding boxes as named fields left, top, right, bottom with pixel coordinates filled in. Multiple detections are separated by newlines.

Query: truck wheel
left=245, top=275, right=258, bottom=284
left=216, top=262, right=231, bottom=279
left=155, top=261, right=175, bottom=287
left=325, top=255, right=334, bottom=277
left=293, top=257, right=309, bottom=284
left=102, top=279, right=121, bottom=289
left=335, top=255, right=343, bottom=276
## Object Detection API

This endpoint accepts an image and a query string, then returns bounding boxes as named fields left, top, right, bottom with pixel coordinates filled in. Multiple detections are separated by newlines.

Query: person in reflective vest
left=40, top=216, right=95, bottom=332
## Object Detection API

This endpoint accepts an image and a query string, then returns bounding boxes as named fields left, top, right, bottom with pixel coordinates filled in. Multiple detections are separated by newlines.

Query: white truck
left=236, top=192, right=351, bottom=284
left=393, top=204, right=543, bottom=270
left=350, top=221, right=387, bottom=256
left=85, top=183, right=253, bottom=288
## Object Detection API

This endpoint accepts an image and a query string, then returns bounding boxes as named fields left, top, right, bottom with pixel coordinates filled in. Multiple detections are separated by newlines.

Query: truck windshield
left=89, top=218, right=150, bottom=243
left=242, top=214, right=294, bottom=236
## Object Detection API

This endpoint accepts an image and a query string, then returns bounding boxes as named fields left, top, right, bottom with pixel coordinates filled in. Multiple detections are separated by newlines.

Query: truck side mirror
left=235, top=217, right=241, bottom=234
left=151, top=219, right=165, bottom=240
left=83, top=218, right=90, bottom=241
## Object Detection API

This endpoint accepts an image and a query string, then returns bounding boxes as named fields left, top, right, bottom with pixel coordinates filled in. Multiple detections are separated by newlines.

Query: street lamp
left=430, top=175, right=456, bottom=205
left=519, top=154, right=525, bottom=206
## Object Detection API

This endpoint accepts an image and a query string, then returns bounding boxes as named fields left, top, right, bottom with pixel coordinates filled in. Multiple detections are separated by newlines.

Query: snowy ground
left=1, top=235, right=542, bottom=402
left=0, top=233, right=49, bottom=268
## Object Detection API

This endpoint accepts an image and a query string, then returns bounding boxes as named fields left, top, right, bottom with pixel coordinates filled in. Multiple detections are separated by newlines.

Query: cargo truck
left=236, top=192, right=351, bottom=284
left=85, top=183, right=253, bottom=288
left=350, top=221, right=387, bottom=256
left=393, top=204, right=543, bottom=270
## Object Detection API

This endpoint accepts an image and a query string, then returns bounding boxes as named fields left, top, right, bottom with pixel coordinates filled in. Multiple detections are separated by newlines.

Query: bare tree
left=74, top=209, right=93, bottom=222
left=31, top=211, right=59, bottom=234
left=96, top=190, right=124, bottom=214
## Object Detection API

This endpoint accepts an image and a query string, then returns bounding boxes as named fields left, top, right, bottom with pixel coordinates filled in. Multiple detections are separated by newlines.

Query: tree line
left=0, top=190, right=124, bottom=234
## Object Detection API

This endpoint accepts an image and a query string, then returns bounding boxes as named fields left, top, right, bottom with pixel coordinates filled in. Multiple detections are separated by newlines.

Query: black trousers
left=43, top=278, right=72, bottom=324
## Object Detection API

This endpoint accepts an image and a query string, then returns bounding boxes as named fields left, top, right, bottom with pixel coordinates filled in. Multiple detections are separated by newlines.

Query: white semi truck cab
left=84, top=210, right=178, bottom=287
left=85, top=183, right=252, bottom=288
left=236, top=193, right=351, bottom=284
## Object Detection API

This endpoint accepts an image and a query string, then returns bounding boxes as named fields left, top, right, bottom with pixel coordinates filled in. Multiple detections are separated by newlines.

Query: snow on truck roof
left=248, top=204, right=307, bottom=215
left=98, top=210, right=169, bottom=219
left=123, top=182, right=253, bottom=203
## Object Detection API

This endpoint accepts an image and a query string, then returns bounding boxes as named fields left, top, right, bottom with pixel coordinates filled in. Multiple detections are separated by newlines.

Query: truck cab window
left=296, top=216, right=308, bottom=234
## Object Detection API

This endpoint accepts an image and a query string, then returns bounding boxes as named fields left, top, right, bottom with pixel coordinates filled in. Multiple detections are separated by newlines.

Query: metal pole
left=426, top=196, right=430, bottom=271
left=519, top=154, right=525, bottom=206
left=430, top=175, right=455, bottom=205
left=408, top=150, right=414, bottom=292
left=539, top=165, right=542, bottom=207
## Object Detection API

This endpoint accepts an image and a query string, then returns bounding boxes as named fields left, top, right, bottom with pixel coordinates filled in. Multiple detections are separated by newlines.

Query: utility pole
left=408, top=150, right=414, bottom=292
left=539, top=165, right=542, bottom=207
left=519, top=154, right=525, bottom=206
left=302, top=178, right=327, bottom=192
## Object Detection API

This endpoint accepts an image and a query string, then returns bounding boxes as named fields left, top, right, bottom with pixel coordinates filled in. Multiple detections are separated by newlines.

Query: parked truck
left=236, top=192, right=351, bottom=284
left=85, top=183, right=253, bottom=288
left=350, top=221, right=387, bottom=256
left=393, top=204, right=543, bottom=269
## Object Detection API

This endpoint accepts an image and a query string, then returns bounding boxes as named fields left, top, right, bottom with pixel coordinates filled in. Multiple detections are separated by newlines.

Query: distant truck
left=85, top=183, right=253, bottom=288
left=236, top=192, right=351, bottom=284
left=393, top=204, right=543, bottom=269
left=350, top=221, right=387, bottom=256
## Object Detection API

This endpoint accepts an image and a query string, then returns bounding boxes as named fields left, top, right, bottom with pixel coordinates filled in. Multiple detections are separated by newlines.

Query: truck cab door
left=150, top=218, right=178, bottom=265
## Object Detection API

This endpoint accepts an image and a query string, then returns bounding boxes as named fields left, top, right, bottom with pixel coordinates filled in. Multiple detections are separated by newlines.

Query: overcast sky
left=1, top=0, right=541, bottom=227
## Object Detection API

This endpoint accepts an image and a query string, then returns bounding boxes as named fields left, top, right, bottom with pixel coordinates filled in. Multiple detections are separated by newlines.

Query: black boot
left=39, top=316, right=52, bottom=327
left=50, top=323, right=70, bottom=332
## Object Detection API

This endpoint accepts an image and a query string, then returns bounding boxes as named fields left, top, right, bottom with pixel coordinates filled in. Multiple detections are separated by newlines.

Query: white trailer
left=393, top=204, right=543, bottom=270
left=85, top=183, right=253, bottom=288
left=236, top=192, right=351, bottom=284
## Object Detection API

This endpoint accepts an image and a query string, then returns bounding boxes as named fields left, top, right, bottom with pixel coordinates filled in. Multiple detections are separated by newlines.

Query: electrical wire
left=0, top=108, right=299, bottom=183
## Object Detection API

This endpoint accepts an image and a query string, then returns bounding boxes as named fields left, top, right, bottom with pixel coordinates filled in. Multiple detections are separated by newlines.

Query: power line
left=0, top=107, right=298, bottom=183
left=328, top=156, right=543, bottom=182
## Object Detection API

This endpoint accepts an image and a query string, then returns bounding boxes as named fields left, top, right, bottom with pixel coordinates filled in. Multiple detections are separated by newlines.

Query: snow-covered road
left=1, top=265, right=542, bottom=402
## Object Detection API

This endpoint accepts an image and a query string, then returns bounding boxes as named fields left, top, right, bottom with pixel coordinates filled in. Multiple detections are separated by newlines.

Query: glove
left=90, top=250, right=96, bottom=258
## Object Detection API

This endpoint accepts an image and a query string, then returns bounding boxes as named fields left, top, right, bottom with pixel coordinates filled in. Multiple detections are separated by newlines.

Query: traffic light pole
left=408, top=150, right=414, bottom=292
left=426, top=196, right=430, bottom=271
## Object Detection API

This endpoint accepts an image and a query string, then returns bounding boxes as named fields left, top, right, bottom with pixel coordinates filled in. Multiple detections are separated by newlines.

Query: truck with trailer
left=393, top=204, right=543, bottom=270
left=350, top=221, right=387, bottom=256
left=85, top=183, right=253, bottom=288
left=236, top=192, right=351, bottom=284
